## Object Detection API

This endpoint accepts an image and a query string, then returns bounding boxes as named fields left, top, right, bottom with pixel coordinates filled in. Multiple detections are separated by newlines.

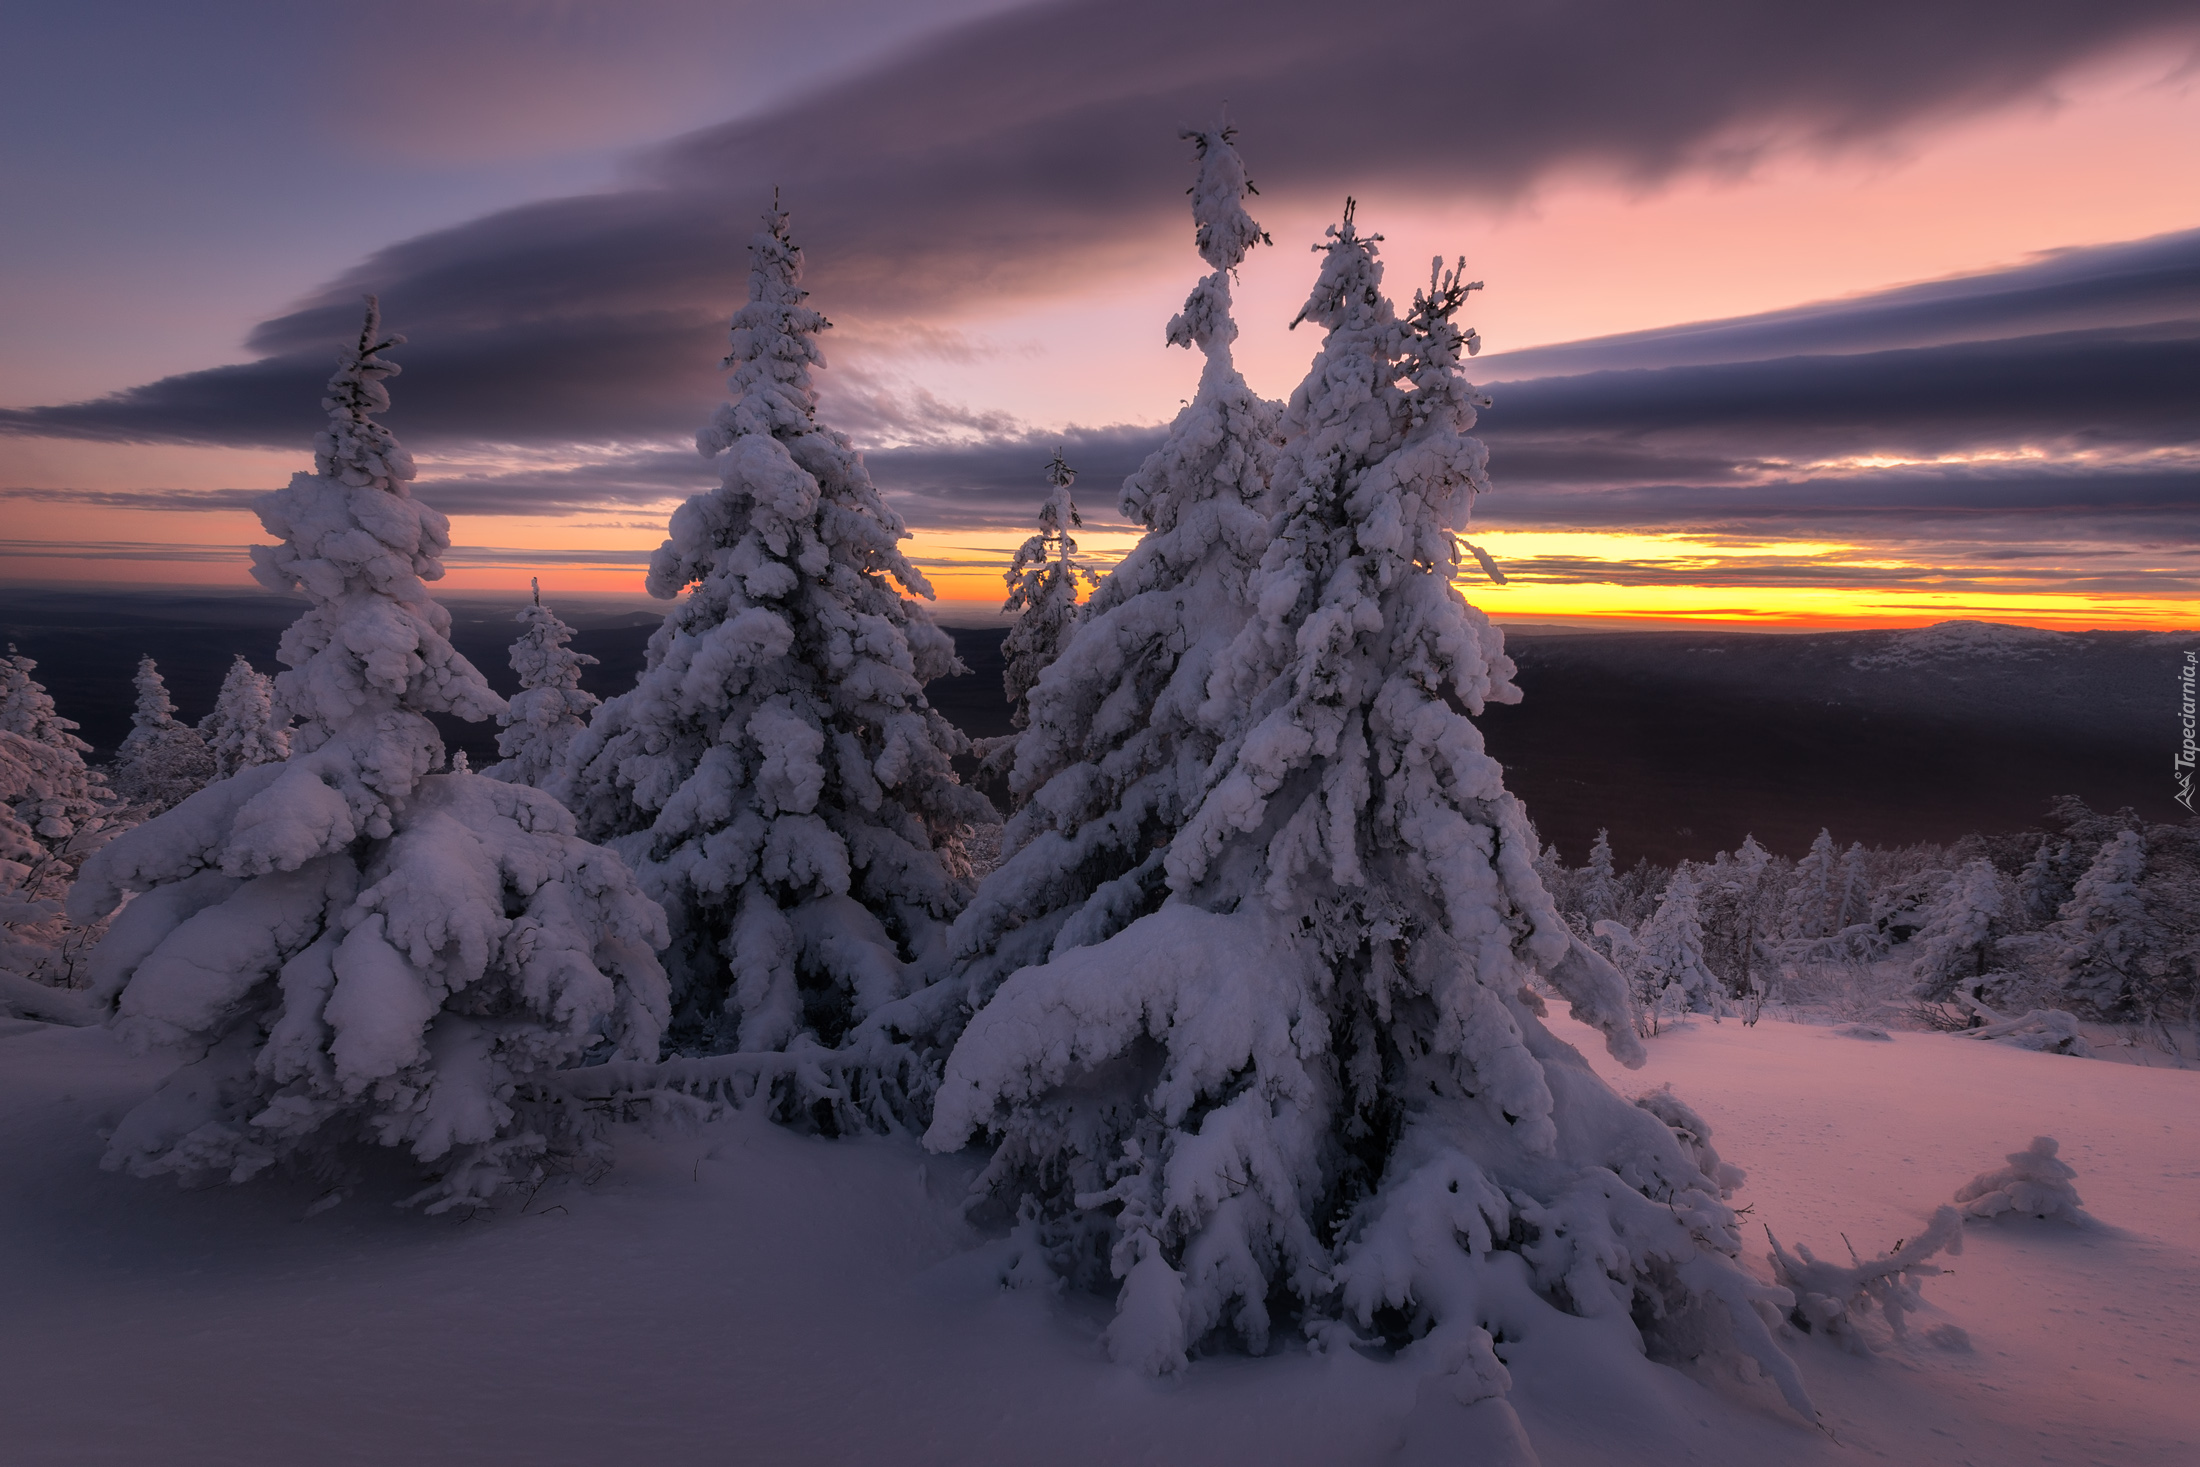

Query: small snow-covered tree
left=928, top=200, right=1808, bottom=1428
left=913, top=123, right=1281, bottom=1039
left=2048, top=831, right=2152, bottom=1016
left=200, top=655, right=291, bottom=779
left=0, top=646, right=113, bottom=859
left=1700, top=834, right=1777, bottom=999
left=0, top=731, right=81, bottom=1010
left=110, top=657, right=214, bottom=814
left=558, top=201, right=990, bottom=1107
left=997, top=452, right=1098, bottom=736
left=1954, top=1135, right=2084, bottom=1223
left=1575, top=827, right=1620, bottom=927
left=1834, top=840, right=1871, bottom=931
left=1635, top=865, right=1724, bottom=1015
left=69, top=300, right=670, bottom=1210
left=1910, top=857, right=2012, bottom=1000
left=1780, top=828, right=1839, bottom=942
left=2017, top=836, right=2074, bottom=923
left=487, top=579, right=598, bottom=790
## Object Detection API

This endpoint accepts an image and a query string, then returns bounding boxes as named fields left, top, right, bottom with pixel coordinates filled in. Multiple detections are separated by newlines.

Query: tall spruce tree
left=70, top=301, right=670, bottom=1209
left=925, top=124, right=1281, bottom=1030
left=928, top=199, right=1806, bottom=1429
left=558, top=201, right=992, bottom=1102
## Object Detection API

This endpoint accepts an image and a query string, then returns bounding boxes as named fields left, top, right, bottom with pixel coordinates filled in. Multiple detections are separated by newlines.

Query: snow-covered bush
left=928, top=198, right=1808, bottom=1426
left=558, top=202, right=990, bottom=1120
left=917, top=124, right=1279, bottom=1036
left=1766, top=1205, right=1964, bottom=1353
left=1954, top=1135, right=2085, bottom=1222
left=110, top=656, right=214, bottom=814
left=69, top=301, right=671, bottom=1210
left=200, top=655, right=291, bottom=779
left=487, top=579, right=598, bottom=790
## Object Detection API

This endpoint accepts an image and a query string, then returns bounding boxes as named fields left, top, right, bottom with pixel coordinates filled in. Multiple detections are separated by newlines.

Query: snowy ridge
left=1848, top=618, right=2072, bottom=669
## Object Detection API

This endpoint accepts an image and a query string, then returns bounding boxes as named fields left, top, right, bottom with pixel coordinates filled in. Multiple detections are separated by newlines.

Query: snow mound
left=1955, top=1135, right=2086, bottom=1223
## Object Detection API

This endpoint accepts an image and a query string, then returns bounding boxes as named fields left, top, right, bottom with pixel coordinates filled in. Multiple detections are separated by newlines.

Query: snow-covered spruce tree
left=557, top=202, right=990, bottom=1116
left=110, top=657, right=214, bottom=815
left=200, top=655, right=292, bottom=780
left=486, top=579, right=599, bottom=790
left=911, top=124, right=1282, bottom=1041
left=993, top=451, right=1098, bottom=743
left=1699, top=834, right=1777, bottom=1000
left=1910, top=857, right=2013, bottom=1001
left=0, top=646, right=115, bottom=861
left=67, top=300, right=670, bottom=1210
left=928, top=202, right=1809, bottom=1424
left=1575, top=827, right=1620, bottom=928
left=1834, top=840, right=1871, bottom=932
left=2048, top=830, right=2152, bottom=1016
left=1780, top=828, right=1839, bottom=943
left=1635, top=865, right=1724, bottom=1016
left=0, top=730, right=89, bottom=1015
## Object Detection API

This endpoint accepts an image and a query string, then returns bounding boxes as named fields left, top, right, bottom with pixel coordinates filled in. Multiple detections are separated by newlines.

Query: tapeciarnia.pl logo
left=2177, top=650, right=2197, bottom=813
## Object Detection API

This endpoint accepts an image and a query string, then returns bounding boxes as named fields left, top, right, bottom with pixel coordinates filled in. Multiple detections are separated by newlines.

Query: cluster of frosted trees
left=1538, top=797, right=2200, bottom=1030
left=24, top=125, right=2076, bottom=1427
left=1, top=647, right=290, bottom=1005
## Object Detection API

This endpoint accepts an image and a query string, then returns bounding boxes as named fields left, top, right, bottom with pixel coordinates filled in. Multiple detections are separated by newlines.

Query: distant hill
left=1480, top=620, right=2185, bottom=863
left=2, top=590, right=2180, bottom=862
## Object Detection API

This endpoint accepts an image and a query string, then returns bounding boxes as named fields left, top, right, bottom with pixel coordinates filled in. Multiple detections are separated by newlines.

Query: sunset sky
left=3, top=0, right=2197, bottom=629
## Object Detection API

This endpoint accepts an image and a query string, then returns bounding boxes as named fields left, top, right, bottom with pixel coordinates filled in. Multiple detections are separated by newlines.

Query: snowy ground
left=3, top=1011, right=2194, bottom=1466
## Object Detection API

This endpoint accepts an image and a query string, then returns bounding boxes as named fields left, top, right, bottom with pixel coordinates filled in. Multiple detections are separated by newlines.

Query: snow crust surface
left=3, top=1010, right=2193, bottom=1465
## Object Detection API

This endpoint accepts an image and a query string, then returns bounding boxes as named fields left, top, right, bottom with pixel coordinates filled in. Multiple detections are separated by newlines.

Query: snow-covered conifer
left=1834, top=840, right=1871, bottom=931
left=996, top=452, right=1097, bottom=737
left=558, top=202, right=989, bottom=1100
left=2048, top=831, right=2152, bottom=1015
left=928, top=200, right=1807, bottom=1426
left=925, top=124, right=1281, bottom=1029
left=1781, top=828, right=1839, bottom=942
left=2018, top=836, right=2073, bottom=923
left=487, top=579, right=598, bottom=790
left=1576, top=827, right=1620, bottom=927
left=0, top=646, right=113, bottom=862
left=0, top=731, right=75, bottom=1005
left=110, top=657, right=214, bottom=814
left=1635, top=866, right=1724, bottom=1015
left=1910, top=858, right=2012, bottom=1000
left=1700, top=835, right=1776, bottom=999
left=69, top=300, right=670, bottom=1209
left=200, top=656, right=291, bottom=780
